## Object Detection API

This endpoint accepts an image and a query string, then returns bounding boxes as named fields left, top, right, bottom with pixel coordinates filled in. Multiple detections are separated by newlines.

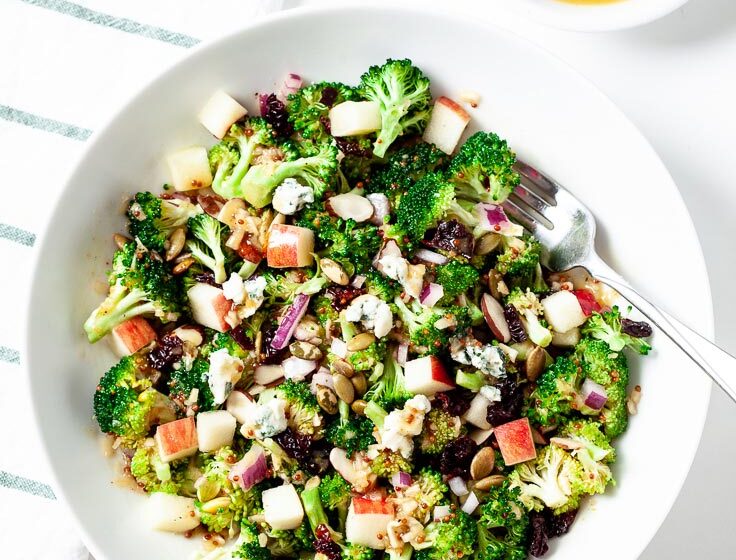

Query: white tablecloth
left=3, top=0, right=735, bottom=558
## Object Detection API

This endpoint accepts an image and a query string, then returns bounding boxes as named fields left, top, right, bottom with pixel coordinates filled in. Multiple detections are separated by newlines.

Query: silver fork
left=503, top=161, right=736, bottom=403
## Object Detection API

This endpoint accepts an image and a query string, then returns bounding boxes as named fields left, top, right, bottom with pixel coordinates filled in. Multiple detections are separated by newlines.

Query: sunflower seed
left=316, top=385, right=338, bottom=415
left=473, top=475, right=506, bottom=491
left=351, top=399, right=368, bottom=416
left=350, top=373, right=367, bottom=396
left=200, top=496, right=231, bottom=513
left=475, top=233, right=501, bottom=256
left=331, top=358, right=355, bottom=378
left=173, top=257, right=196, bottom=275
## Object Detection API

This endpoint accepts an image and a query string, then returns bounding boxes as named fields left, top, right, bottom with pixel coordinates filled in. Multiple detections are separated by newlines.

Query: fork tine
left=502, top=199, right=538, bottom=233
left=515, top=160, right=559, bottom=205
left=509, top=191, right=554, bottom=230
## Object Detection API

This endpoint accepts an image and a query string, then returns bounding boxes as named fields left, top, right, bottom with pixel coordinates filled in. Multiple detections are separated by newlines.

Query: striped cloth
left=0, top=1, right=284, bottom=558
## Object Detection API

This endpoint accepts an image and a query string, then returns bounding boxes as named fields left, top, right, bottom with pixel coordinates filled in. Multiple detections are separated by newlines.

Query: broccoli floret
left=394, top=296, right=471, bottom=355
left=233, top=520, right=272, bottom=559
left=129, top=446, right=184, bottom=494
left=419, top=409, right=462, bottom=455
left=312, top=294, right=340, bottom=326
left=209, top=331, right=251, bottom=361
left=341, top=542, right=375, bottom=560
left=558, top=419, right=616, bottom=495
left=348, top=340, right=387, bottom=373
left=320, top=472, right=352, bottom=533
left=408, top=468, right=448, bottom=517
left=288, top=82, right=362, bottom=143
left=186, top=213, right=231, bottom=284
left=168, top=357, right=216, bottom=412
left=84, top=242, right=183, bottom=342
left=447, top=131, right=520, bottom=204
left=508, top=445, right=582, bottom=514
left=359, top=59, right=432, bottom=158
left=263, top=269, right=327, bottom=306
left=266, top=522, right=314, bottom=556
left=526, top=355, right=581, bottom=428
left=416, top=509, right=478, bottom=560
left=368, top=448, right=413, bottom=478
left=434, top=260, right=480, bottom=302
left=327, top=401, right=376, bottom=457
left=581, top=306, right=652, bottom=355
left=367, top=141, right=450, bottom=207
left=300, top=478, right=337, bottom=538
left=260, top=438, right=301, bottom=479
left=241, top=141, right=339, bottom=208
left=575, top=338, right=630, bottom=438
left=364, top=353, right=411, bottom=411
left=364, top=269, right=402, bottom=301
left=276, top=379, right=324, bottom=437
left=506, top=288, right=552, bottom=348
left=127, top=191, right=202, bottom=251
left=495, top=236, right=546, bottom=293
left=476, top=482, right=530, bottom=560
left=210, top=119, right=275, bottom=199
left=93, top=354, right=175, bottom=438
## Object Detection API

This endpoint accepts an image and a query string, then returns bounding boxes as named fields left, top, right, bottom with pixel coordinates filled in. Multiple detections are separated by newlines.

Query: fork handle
left=595, top=272, right=736, bottom=403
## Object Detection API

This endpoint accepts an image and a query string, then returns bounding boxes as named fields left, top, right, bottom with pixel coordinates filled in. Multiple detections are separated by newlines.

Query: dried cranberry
left=335, top=138, right=372, bottom=158
left=193, top=272, right=219, bottom=287
left=621, top=318, right=653, bottom=338
left=319, top=87, right=339, bottom=107
left=423, top=220, right=474, bottom=258
left=260, top=325, right=289, bottom=364
left=439, top=436, right=477, bottom=478
left=148, top=333, right=183, bottom=372
left=325, top=285, right=366, bottom=310
left=504, top=304, right=527, bottom=343
left=320, top=115, right=332, bottom=135
left=433, top=389, right=474, bottom=417
left=486, top=378, right=524, bottom=426
left=529, top=512, right=549, bottom=557
left=273, top=429, right=326, bottom=474
left=313, top=524, right=341, bottom=560
left=262, top=93, right=293, bottom=138
left=546, top=509, right=577, bottom=538
left=229, top=325, right=254, bottom=351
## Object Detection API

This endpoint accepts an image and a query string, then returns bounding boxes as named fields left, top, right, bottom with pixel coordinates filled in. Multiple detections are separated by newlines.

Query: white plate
left=25, top=5, right=711, bottom=560
left=506, top=0, right=690, bottom=32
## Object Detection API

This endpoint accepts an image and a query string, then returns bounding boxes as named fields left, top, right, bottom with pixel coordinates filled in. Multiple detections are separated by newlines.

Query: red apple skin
left=436, top=96, right=470, bottom=122
left=267, top=224, right=314, bottom=268
left=405, top=356, right=455, bottom=395
left=494, top=418, right=537, bottom=466
left=572, top=289, right=602, bottom=317
left=112, top=317, right=157, bottom=355
left=155, top=417, right=198, bottom=461
left=428, top=356, right=454, bottom=386
left=352, top=495, right=394, bottom=516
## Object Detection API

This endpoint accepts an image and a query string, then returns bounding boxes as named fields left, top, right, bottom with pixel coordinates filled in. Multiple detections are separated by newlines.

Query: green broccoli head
left=496, top=236, right=546, bottom=293
left=241, top=141, right=339, bottom=208
left=394, top=297, right=472, bottom=356
left=232, top=543, right=272, bottom=560
left=476, top=482, right=530, bottom=560
left=319, top=472, right=352, bottom=512
left=447, top=131, right=520, bottom=204
left=84, top=241, right=184, bottom=342
left=408, top=468, right=448, bottom=517
left=186, top=213, right=231, bottom=284
left=210, top=118, right=275, bottom=199
left=416, top=509, right=478, bottom=560
left=418, top=409, right=462, bottom=454
left=287, top=81, right=362, bottom=143
left=434, top=260, right=480, bottom=302
left=266, top=522, right=314, bottom=556
left=581, top=306, right=652, bottom=355
left=127, top=191, right=202, bottom=251
left=558, top=419, right=616, bottom=495
left=359, top=59, right=432, bottom=158
left=364, top=353, right=411, bottom=411
left=526, top=355, right=581, bottom=428
left=129, top=445, right=185, bottom=494
left=326, top=414, right=376, bottom=457
left=366, top=141, right=450, bottom=207
left=93, top=354, right=176, bottom=438
left=506, top=288, right=552, bottom=347
left=276, top=380, right=324, bottom=437
left=368, top=448, right=412, bottom=478
left=394, top=172, right=456, bottom=242
left=364, top=269, right=402, bottom=301
left=348, top=340, right=387, bottom=373
left=168, top=356, right=216, bottom=412
left=341, top=542, right=376, bottom=560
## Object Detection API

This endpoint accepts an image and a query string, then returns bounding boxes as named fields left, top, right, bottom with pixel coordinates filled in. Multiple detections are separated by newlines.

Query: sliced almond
left=550, top=437, right=585, bottom=450
left=320, top=258, right=350, bottom=286
left=327, top=193, right=374, bottom=223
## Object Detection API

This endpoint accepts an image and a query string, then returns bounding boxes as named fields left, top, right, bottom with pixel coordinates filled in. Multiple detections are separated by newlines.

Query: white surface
left=23, top=6, right=712, bottom=560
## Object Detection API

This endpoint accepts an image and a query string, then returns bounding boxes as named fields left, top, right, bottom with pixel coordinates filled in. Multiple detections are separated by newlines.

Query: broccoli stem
left=301, top=479, right=330, bottom=536
left=365, top=401, right=388, bottom=430
left=84, top=286, right=155, bottom=343
left=456, top=370, right=485, bottom=392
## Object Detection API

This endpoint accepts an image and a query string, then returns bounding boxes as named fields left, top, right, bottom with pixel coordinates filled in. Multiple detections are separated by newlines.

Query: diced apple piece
left=226, top=390, right=258, bottom=424
left=145, top=492, right=200, bottom=532
left=110, top=317, right=157, bottom=356
left=572, top=289, right=602, bottom=317
left=188, top=283, right=232, bottom=332
left=463, top=393, right=492, bottom=430
left=542, top=291, right=587, bottom=334
left=262, top=484, right=305, bottom=530
left=404, top=356, right=454, bottom=396
left=155, top=417, right=198, bottom=463
left=481, top=294, right=511, bottom=343
left=267, top=224, right=314, bottom=268
left=422, top=96, right=470, bottom=154
left=346, top=495, right=395, bottom=549
left=197, top=410, right=237, bottom=452
left=166, top=146, right=213, bottom=192
left=198, top=90, right=248, bottom=139
left=551, top=327, right=581, bottom=348
left=469, top=427, right=494, bottom=445
left=329, top=101, right=382, bottom=137
left=494, top=418, right=537, bottom=466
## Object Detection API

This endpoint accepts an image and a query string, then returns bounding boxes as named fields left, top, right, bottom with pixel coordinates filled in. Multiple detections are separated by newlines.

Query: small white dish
left=506, top=0, right=690, bottom=32
left=25, top=5, right=711, bottom=560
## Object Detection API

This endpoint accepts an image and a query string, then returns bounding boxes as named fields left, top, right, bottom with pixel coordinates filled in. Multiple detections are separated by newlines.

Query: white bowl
left=25, top=5, right=711, bottom=560
left=506, top=0, right=690, bottom=31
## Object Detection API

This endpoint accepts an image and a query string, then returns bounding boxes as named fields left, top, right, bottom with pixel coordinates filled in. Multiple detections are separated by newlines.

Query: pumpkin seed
left=475, top=232, right=501, bottom=256
left=470, top=447, right=496, bottom=481
left=350, top=373, right=367, bottom=396
left=351, top=399, right=368, bottom=416
left=331, top=358, right=355, bottom=379
left=316, top=385, right=338, bottom=415
left=289, top=340, right=322, bottom=360
left=473, top=474, right=506, bottom=491
left=165, top=227, right=186, bottom=261
left=333, top=374, right=355, bottom=404
left=113, top=233, right=132, bottom=249
left=196, top=480, right=221, bottom=502
left=525, top=345, right=546, bottom=382
left=173, top=257, right=196, bottom=275
left=320, top=258, right=350, bottom=286
left=347, top=332, right=376, bottom=352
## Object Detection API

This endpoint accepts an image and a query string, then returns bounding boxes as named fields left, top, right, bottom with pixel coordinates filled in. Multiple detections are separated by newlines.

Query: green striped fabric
left=0, top=346, right=20, bottom=365
left=0, top=471, right=56, bottom=500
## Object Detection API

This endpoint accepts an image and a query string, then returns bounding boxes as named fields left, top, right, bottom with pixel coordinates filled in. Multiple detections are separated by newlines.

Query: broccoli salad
left=85, top=59, right=654, bottom=560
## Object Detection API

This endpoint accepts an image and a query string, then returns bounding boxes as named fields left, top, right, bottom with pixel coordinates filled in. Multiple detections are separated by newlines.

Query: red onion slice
left=279, top=73, right=302, bottom=101
left=229, top=445, right=268, bottom=490
left=582, top=378, right=608, bottom=410
left=419, top=283, right=445, bottom=308
left=271, top=293, right=310, bottom=349
left=477, top=203, right=524, bottom=237
left=390, top=471, right=412, bottom=489
left=461, top=491, right=480, bottom=515
left=448, top=476, right=469, bottom=497
left=414, top=248, right=449, bottom=265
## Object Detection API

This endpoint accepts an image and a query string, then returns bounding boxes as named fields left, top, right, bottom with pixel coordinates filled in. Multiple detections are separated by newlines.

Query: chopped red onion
left=229, top=445, right=268, bottom=490
left=433, top=505, right=452, bottom=520
left=419, top=283, right=445, bottom=308
left=390, top=471, right=412, bottom=489
left=351, top=275, right=366, bottom=288
left=366, top=193, right=390, bottom=226
left=582, top=379, right=608, bottom=410
left=330, top=338, right=348, bottom=359
left=396, top=343, right=409, bottom=366
left=477, top=203, right=524, bottom=237
left=271, top=293, right=310, bottom=349
left=278, top=73, right=302, bottom=101
left=282, top=356, right=318, bottom=380
left=461, top=491, right=480, bottom=515
left=258, top=93, right=270, bottom=116
left=414, top=248, right=449, bottom=265
left=448, top=476, right=469, bottom=497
